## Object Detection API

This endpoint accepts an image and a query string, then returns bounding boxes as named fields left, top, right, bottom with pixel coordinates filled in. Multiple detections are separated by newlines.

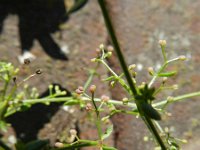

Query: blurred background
left=0, top=0, right=200, bottom=149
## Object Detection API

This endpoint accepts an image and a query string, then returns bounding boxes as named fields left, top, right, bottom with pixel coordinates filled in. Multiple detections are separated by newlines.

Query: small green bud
left=167, top=96, right=174, bottom=102
left=162, top=77, right=168, bottom=84
left=122, top=97, right=129, bottom=105
left=99, top=44, right=104, bottom=50
left=110, top=81, right=115, bottom=87
left=148, top=67, right=154, bottom=76
left=138, top=82, right=146, bottom=89
left=106, top=51, right=112, bottom=58
left=91, top=58, right=97, bottom=62
left=61, top=91, right=67, bottom=95
left=55, top=142, right=64, bottom=148
left=154, top=147, right=161, bottom=150
left=178, top=55, right=187, bottom=61
left=164, top=127, right=169, bottom=133
left=143, top=136, right=149, bottom=142
left=128, top=64, right=136, bottom=70
left=49, top=84, right=53, bottom=89
left=131, top=71, right=137, bottom=78
left=158, top=40, right=167, bottom=47
left=181, top=139, right=188, bottom=144
left=101, top=116, right=109, bottom=122
left=172, top=84, right=178, bottom=90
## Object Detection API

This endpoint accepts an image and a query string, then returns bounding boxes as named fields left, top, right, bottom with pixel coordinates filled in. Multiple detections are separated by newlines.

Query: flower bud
left=158, top=40, right=167, bottom=47
left=101, top=116, right=109, bottom=122
left=181, top=139, right=188, bottom=144
left=162, top=77, right=168, bottom=84
left=167, top=96, right=174, bottom=102
left=148, top=67, right=154, bottom=76
left=172, top=84, right=178, bottom=90
left=143, top=136, right=149, bottom=142
left=107, top=51, right=112, bottom=58
left=122, top=97, right=129, bottom=105
left=107, top=45, right=114, bottom=51
left=55, top=142, right=64, bottom=148
left=131, top=71, right=137, bottom=78
left=99, top=44, right=104, bottom=50
left=178, top=55, right=187, bottom=61
left=128, top=64, right=136, bottom=70
left=75, top=89, right=83, bottom=95
left=78, top=86, right=84, bottom=92
left=86, top=103, right=92, bottom=111
left=110, top=81, right=115, bottom=87
left=70, top=129, right=77, bottom=136
left=89, top=85, right=96, bottom=93
left=91, top=58, right=97, bottom=62
left=101, top=95, right=110, bottom=103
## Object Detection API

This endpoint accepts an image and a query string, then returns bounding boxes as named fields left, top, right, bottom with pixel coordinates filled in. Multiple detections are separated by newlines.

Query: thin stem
left=149, top=62, right=167, bottom=88
left=161, top=46, right=167, bottom=62
left=154, top=120, right=164, bottom=134
left=91, top=92, right=103, bottom=141
left=98, top=0, right=137, bottom=96
left=84, top=66, right=98, bottom=90
left=149, top=57, right=181, bottom=88
left=5, top=91, right=200, bottom=118
left=153, top=91, right=200, bottom=107
left=98, top=0, right=166, bottom=149
left=1, top=80, right=9, bottom=102
left=56, top=140, right=98, bottom=150
left=143, top=116, right=166, bottom=149
left=100, top=60, right=131, bottom=93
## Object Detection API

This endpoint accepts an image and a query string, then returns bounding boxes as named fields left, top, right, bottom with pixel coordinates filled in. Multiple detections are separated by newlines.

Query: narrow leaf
left=102, top=146, right=117, bottom=150
left=102, top=76, right=116, bottom=81
left=158, top=71, right=177, bottom=77
left=64, top=100, right=79, bottom=106
left=102, top=125, right=113, bottom=140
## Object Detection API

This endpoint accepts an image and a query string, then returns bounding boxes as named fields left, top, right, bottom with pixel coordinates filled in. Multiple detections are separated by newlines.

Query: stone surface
left=106, top=0, right=200, bottom=149
left=1, top=0, right=200, bottom=149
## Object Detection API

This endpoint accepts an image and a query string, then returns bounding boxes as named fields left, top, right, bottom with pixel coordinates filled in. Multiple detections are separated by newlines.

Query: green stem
left=1, top=81, right=9, bottom=102
left=153, top=91, right=200, bottom=107
left=91, top=92, right=103, bottom=141
left=149, top=62, right=167, bottom=88
left=143, top=116, right=166, bottom=149
left=149, top=57, right=180, bottom=88
left=5, top=91, right=200, bottom=118
left=161, top=46, right=167, bottom=62
left=100, top=60, right=131, bottom=93
left=84, top=65, right=99, bottom=90
left=97, top=0, right=137, bottom=96
left=97, top=0, right=166, bottom=149
left=56, top=140, right=98, bottom=150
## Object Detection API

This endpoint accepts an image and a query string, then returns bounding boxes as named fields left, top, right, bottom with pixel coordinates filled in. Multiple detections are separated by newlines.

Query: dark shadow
left=0, top=0, right=88, bottom=60
left=6, top=83, right=71, bottom=142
